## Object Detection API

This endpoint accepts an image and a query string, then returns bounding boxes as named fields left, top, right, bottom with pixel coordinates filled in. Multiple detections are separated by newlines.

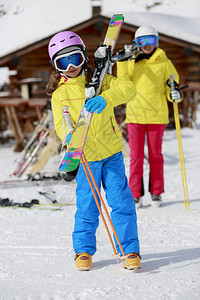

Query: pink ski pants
left=127, top=123, right=166, bottom=198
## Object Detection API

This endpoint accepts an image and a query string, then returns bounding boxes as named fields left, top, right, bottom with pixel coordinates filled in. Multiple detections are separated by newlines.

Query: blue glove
left=85, top=96, right=107, bottom=114
left=67, top=133, right=72, bottom=145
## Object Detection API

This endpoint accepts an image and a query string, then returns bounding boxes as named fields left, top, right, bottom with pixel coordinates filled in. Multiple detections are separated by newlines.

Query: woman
left=117, top=25, right=182, bottom=208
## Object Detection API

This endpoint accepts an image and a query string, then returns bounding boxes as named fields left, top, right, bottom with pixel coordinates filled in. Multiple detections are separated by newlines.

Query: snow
left=0, top=67, right=9, bottom=86
left=102, top=0, right=200, bottom=45
left=0, top=109, right=200, bottom=299
left=0, top=0, right=91, bottom=58
left=102, top=0, right=200, bottom=18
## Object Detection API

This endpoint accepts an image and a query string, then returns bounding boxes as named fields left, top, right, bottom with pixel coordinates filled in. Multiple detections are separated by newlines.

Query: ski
left=11, top=104, right=60, bottom=178
left=16, top=130, right=49, bottom=177
left=0, top=173, right=73, bottom=189
left=111, top=43, right=138, bottom=63
left=0, top=197, right=71, bottom=211
left=58, top=14, right=124, bottom=178
left=12, top=110, right=51, bottom=177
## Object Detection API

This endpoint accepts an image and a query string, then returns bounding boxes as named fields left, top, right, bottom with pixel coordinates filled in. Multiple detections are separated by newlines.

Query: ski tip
left=111, top=14, right=124, bottom=21
left=61, top=173, right=75, bottom=182
left=60, top=167, right=79, bottom=182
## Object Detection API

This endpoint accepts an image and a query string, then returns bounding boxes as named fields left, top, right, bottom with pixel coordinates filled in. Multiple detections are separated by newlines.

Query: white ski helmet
left=135, top=25, right=159, bottom=47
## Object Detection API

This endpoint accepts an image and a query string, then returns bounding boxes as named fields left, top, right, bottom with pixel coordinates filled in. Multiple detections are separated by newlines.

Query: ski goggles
left=54, top=50, right=85, bottom=72
left=135, top=35, right=159, bottom=47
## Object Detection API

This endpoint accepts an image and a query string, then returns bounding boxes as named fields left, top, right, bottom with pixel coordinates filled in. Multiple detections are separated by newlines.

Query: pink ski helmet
left=48, top=31, right=88, bottom=72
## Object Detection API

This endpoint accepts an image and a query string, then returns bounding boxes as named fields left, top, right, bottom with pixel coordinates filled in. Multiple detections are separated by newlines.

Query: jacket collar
left=135, top=48, right=166, bottom=63
left=58, top=71, right=86, bottom=87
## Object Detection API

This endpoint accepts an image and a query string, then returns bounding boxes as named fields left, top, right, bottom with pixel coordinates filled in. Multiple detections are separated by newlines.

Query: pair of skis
left=58, top=14, right=124, bottom=180
left=0, top=198, right=67, bottom=210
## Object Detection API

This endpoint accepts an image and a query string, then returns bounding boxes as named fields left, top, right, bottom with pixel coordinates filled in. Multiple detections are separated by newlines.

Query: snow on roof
left=102, top=0, right=200, bottom=19
left=102, top=0, right=200, bottom=45
left=0, top=0, right=91, bottom=58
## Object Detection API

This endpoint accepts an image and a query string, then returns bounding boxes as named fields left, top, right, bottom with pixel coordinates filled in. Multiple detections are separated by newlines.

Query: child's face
left=63, top=65, right=82, bottom=78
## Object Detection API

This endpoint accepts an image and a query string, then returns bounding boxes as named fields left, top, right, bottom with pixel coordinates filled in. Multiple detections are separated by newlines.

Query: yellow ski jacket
left=117, top=48, right=181, bottom=124
left=51, top=72, right=136, bottom=161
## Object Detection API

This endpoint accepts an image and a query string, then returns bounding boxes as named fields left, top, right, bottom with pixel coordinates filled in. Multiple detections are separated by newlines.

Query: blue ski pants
left=73, top=151, right=140, bottom=256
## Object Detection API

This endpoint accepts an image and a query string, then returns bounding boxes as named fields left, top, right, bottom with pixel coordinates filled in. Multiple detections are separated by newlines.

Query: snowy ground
left=0, top=111, right=200, bottom=299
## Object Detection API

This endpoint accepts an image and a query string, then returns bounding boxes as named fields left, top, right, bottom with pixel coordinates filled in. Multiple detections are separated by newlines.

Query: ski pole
left=81, top=152, right=129, bottom=265
left=80, top=155, right=119, bottom=259
left=39, top=191, right=57, bottom=204
left=170, top=74, right=190, bottom=210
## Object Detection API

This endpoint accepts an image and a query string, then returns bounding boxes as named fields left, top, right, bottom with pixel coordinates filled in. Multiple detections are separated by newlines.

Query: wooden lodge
left=1, top=15, right=200, bottom=86
left=0, top=14, right=200, bottom=150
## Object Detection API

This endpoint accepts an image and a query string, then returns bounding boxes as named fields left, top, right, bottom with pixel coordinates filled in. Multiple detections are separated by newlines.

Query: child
left=46, top=31, right=141, bottom=270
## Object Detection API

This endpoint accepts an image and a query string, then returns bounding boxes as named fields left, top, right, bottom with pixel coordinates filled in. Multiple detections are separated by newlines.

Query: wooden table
left=28, top=98, right=48, bottom=119
left=0, top=98, right=48, bottom=151
left=0, top=99, right=27, bottom=151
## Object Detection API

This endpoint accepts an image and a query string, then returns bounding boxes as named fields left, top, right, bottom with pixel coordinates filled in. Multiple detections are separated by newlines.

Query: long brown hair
left=46, top=70, right=61, bottom=96
left=46, top=66, right=94, bottom=96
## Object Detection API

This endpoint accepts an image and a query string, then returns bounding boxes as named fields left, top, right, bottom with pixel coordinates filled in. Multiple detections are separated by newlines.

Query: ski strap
left=62, top=106, right=74, bottom=149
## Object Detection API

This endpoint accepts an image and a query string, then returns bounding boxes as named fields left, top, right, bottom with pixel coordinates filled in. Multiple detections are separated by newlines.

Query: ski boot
left=75, top=252, right=92, bottom=271
left=151, top=194, right=162, bottom=208
left=134, top=197, right=143, bottom=209
left=122, top=253, right=141, bottom=270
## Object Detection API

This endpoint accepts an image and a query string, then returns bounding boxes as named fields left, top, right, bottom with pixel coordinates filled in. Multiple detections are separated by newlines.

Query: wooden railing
left=168, top=82, right=200, bottom=128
